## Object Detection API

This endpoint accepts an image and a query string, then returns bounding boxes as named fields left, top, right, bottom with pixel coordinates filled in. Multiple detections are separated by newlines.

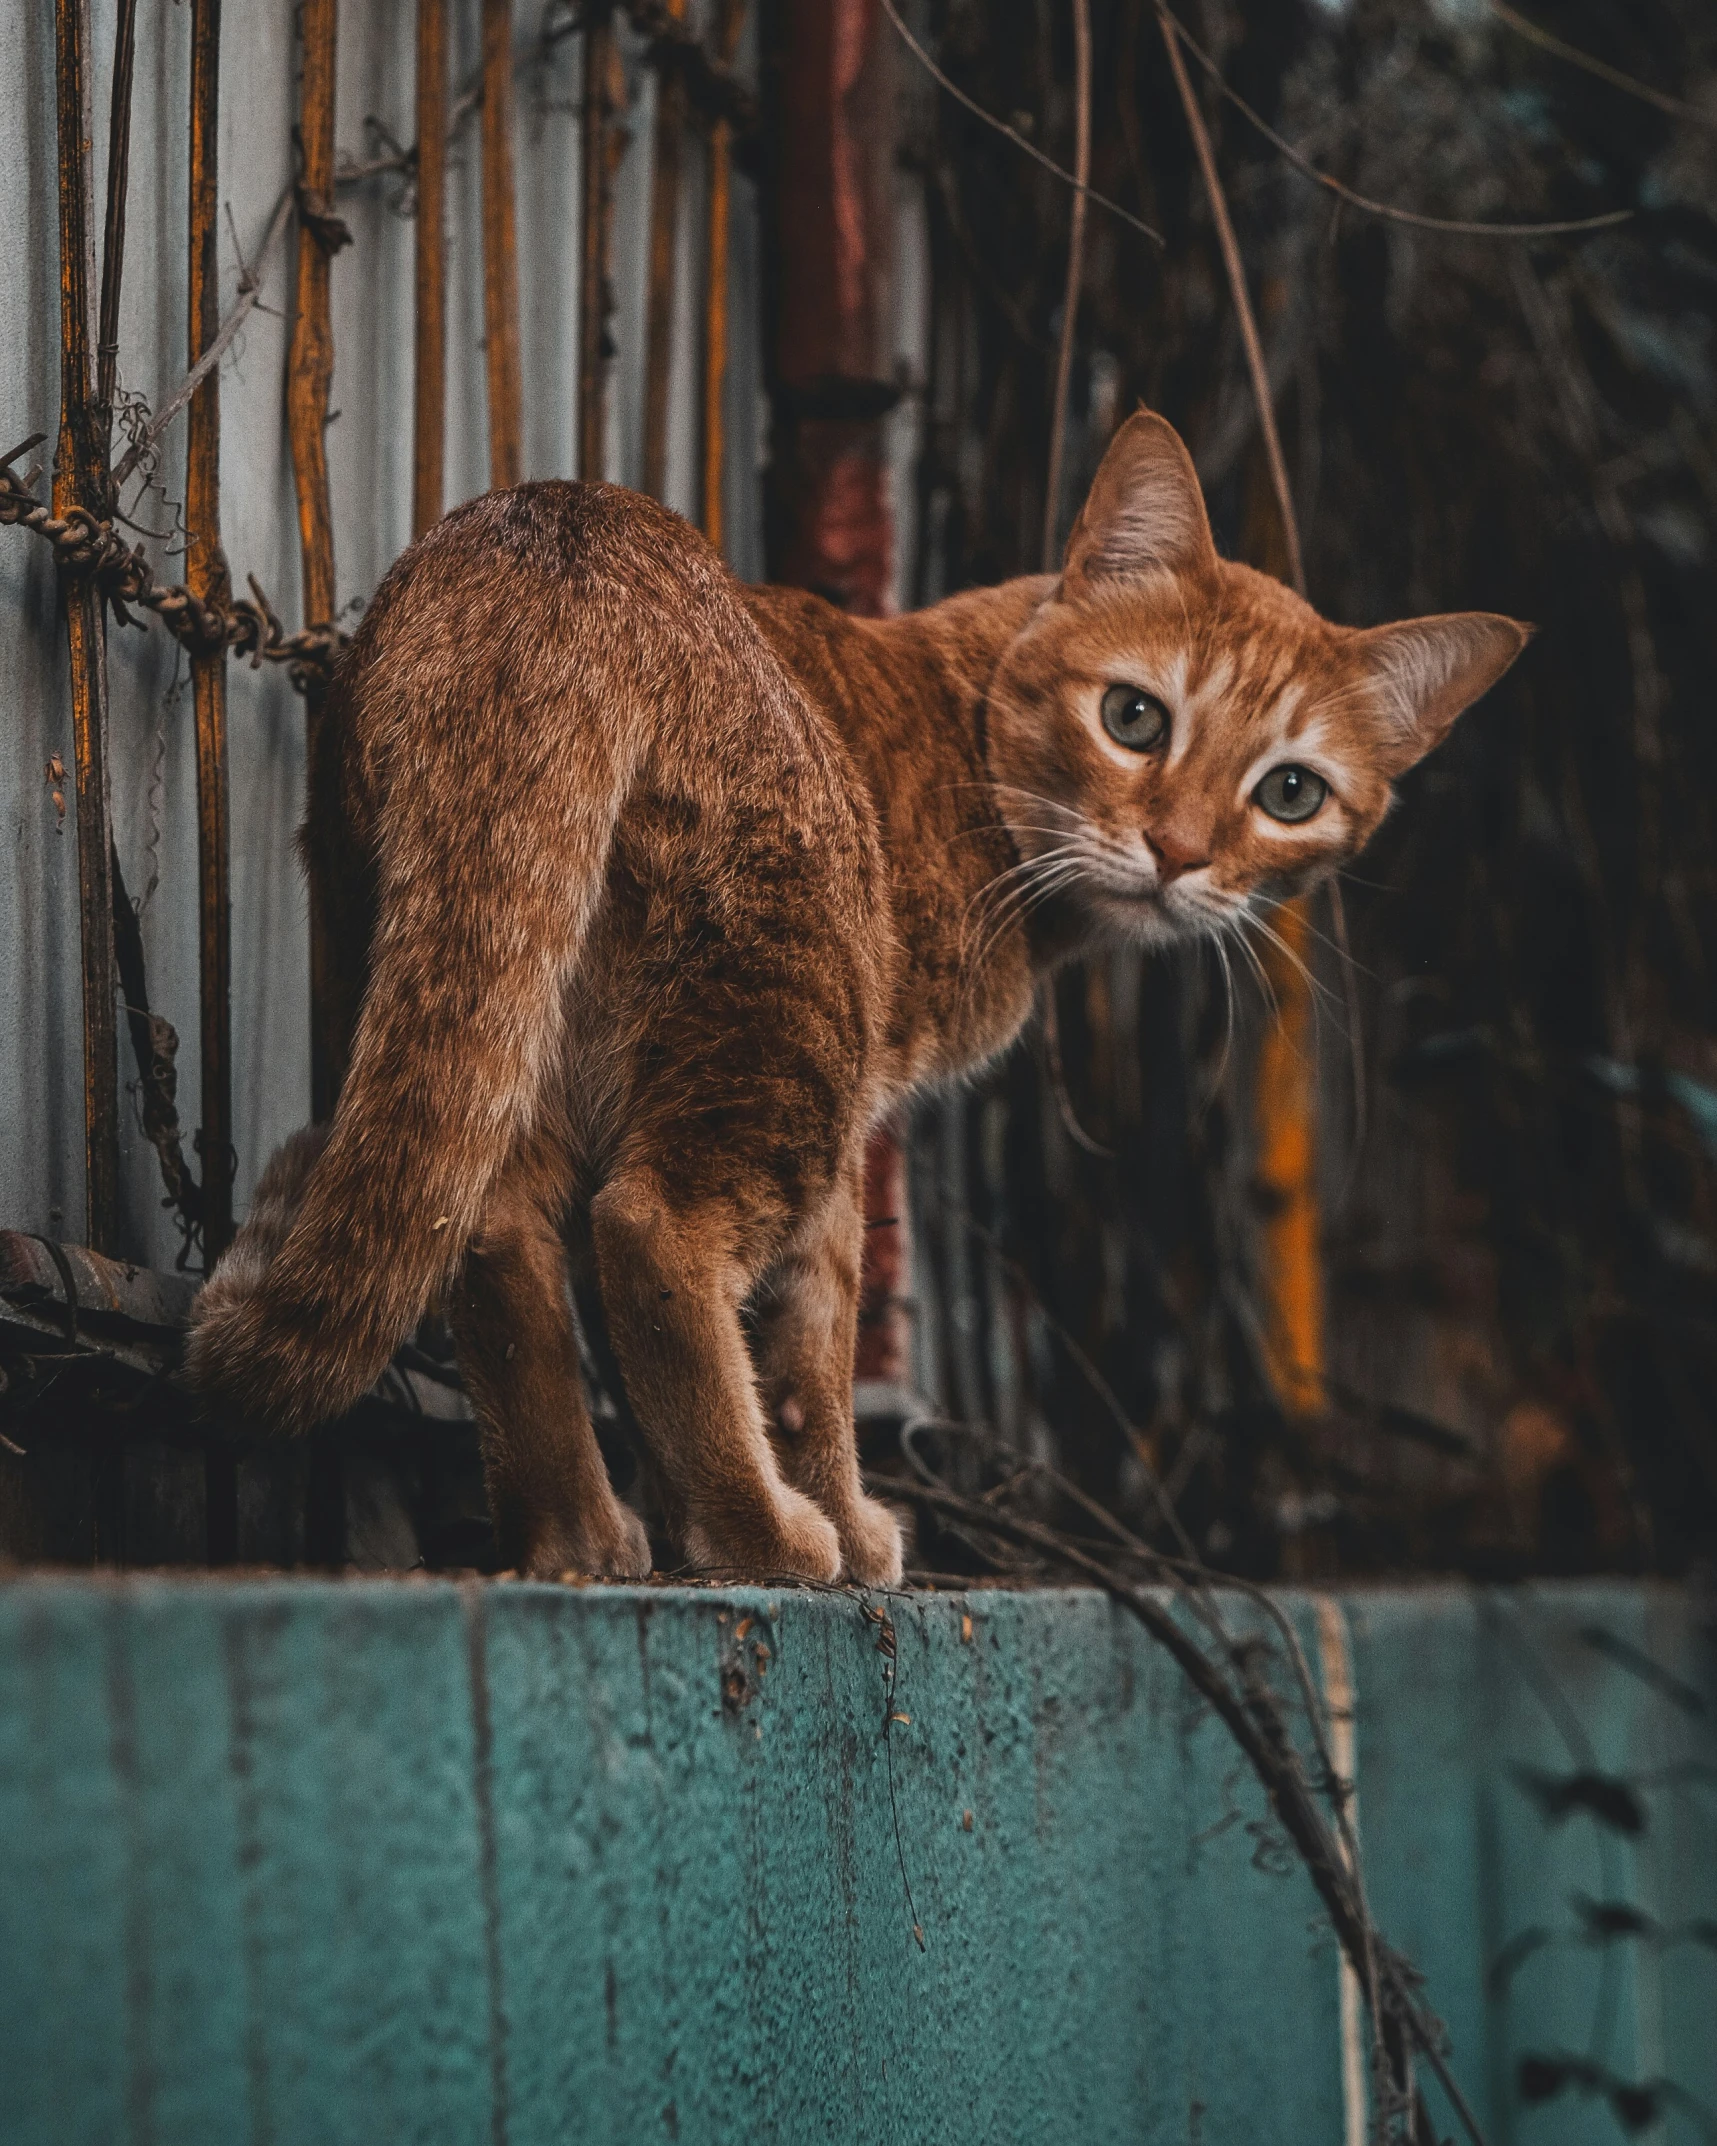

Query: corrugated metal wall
left=0, top=0, right=776, bottom=1267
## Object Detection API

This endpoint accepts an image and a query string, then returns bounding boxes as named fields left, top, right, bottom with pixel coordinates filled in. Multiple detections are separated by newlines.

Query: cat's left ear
left=1063, top=410, right=1219, bottom=587
left=1354, top=612, right=1533, bottom=771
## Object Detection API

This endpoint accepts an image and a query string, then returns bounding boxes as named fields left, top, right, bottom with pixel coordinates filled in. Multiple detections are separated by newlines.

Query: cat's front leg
left=751, top=1162, right=907, bottom=1589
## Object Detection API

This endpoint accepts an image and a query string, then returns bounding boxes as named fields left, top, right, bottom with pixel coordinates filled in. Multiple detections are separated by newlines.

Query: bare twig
left=860, top=1600, right=927, bottom=1950
left=109, top=849, right=202, bottom=1251
left=1325, top=878, right=1369, bottom=1199
left=95, top=0, right=137, bottom=431
left=880, top=0, right=1165, bottom=250
left=1041, top=0, right=1090, bottom=570
left=1157, top=2, right=1305, bottom=596
left=111, top=185, right=294, bottom=496
left=1487, top=1, right=1717, bottom=133
left=1041, top=986, right=1114, bottom=1158
left=1161, top=7, right=1635, bottom=241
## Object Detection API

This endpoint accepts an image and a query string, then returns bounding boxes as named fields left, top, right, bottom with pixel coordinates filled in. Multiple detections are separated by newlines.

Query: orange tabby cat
left=185, top=410, right=1526, bottom=1583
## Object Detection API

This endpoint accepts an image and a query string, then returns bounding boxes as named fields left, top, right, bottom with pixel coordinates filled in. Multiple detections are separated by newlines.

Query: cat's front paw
left=684, top=1484, right=842, bottom=1583
left=837, top=1493, right=905, bottom=1587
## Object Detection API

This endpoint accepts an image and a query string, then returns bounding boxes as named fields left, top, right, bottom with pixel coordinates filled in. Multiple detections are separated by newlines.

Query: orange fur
left=184, top=412, right=1527, bottom=1581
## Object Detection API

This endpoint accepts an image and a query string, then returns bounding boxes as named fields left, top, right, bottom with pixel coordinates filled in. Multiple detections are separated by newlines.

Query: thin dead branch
left=1041, top=0, right=1090, bottom=571
left=111, top=187, right=294, bottom=497
left=1157, top=1, right=1305, bottom=596
left=1487, top=1, right=1717, bottom=132
left=880, top=0, right=1165, bottom=250
left=95, top=0, right=137, bottom=433
left=1160, top=7, right=1636, bottom=241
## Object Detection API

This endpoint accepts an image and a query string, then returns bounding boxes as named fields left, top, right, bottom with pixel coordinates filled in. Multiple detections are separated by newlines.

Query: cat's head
left=984, top=409, right=1529, bottom=952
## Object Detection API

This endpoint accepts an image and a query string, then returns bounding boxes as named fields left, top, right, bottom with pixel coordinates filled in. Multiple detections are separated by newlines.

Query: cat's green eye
left=1101, top=683, right=1170, bottom=752
left=1253, top=765, right=1329, bottom=824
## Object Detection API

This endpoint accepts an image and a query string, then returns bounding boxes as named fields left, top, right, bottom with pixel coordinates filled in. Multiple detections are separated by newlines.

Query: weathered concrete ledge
left=1, top=1577, right=1711, bottom=2145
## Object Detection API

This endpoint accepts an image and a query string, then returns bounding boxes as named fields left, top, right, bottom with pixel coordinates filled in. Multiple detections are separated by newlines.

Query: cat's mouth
left=1088, top=877, right=1226, bottom=947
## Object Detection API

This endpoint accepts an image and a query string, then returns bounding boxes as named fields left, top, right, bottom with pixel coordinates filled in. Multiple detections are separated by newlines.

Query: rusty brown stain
left=289, top=0, right=342, bottom=1121
left=412, top=0, right=448, bottom=537
left=480, top=0, right=523, bottom=492
left=288, top=0, right=339, bottom=630
left=54, top=0, right=119, bottom=1256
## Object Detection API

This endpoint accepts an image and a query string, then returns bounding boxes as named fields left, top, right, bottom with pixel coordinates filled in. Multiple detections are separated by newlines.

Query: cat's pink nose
left=1146, top=832, right=1210, bottom=885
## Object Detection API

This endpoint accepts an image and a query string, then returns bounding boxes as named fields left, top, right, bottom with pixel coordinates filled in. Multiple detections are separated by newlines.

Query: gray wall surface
left=2, top=0, right=769, bottom=1267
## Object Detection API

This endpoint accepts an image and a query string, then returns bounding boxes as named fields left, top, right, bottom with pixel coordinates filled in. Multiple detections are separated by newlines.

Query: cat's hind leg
left=451, top=1171, right=651, bottom=1579
left=590, top=1167, right=842, bottom=1582
left=751, top=1162, right=906, bottom=1586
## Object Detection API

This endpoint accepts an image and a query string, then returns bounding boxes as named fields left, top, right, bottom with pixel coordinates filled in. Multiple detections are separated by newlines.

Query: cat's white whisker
left=1210, top=934, right=1238, bottom=1090
left=1237, top=903, right=1342, bottom=1015
left=1224, top=915, right=1282, bottom=1022
left=957, top=844, right=1092, bottom=988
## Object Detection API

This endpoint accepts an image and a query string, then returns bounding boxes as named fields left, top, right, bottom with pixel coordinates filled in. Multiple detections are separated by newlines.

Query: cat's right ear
left=1354, top=611, right=1533, bottom=772
left=1062, top=410, right=1219, bottom=588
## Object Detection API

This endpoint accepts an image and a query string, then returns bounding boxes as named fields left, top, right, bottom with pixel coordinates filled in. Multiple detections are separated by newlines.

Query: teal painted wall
left=1, top=1580, right=1711, bottom=2145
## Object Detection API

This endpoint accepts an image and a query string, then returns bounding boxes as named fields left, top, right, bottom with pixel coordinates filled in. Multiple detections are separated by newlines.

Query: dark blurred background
left=872, top=0, right=1717, bottom=1581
